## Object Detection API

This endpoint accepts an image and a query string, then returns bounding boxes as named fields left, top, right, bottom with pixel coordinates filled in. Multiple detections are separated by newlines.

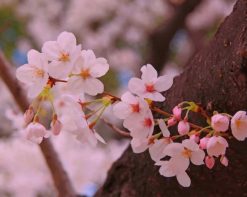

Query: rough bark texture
left=96, top=0, right=247, bottom=196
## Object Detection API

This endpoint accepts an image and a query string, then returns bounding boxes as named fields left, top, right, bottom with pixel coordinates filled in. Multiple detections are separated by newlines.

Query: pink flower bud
left=172, top=106, right=182, bottom=120
left=220, top=155, right=228, bottom=167
left=205, top=156, right=215, bottom=169
left=167, top=117, right=177, bottom=127
left=211, top=114, right=229, bottom=132
left=24, top=107, right=34, bottom=124
left=51, top=115, right=62, bottom=135
left=199, top=137, right=210, bottom=149
left=190, top=134, right=199, bottom=143
left=178, top=120, right=190, bottom=135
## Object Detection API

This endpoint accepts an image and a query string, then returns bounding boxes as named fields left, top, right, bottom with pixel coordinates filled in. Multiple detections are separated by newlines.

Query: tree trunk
left=96, top=0, right=247, bottom=196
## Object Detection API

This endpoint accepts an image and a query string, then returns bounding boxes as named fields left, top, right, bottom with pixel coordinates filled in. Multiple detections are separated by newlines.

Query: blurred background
left=0, top=0, right=236, bottom=196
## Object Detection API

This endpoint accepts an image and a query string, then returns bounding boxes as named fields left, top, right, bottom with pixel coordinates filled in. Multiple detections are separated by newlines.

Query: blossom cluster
left=16, top=32, right=247, bottom=187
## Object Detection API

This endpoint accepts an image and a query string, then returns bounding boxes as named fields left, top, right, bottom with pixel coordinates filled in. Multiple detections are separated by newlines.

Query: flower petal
left=176, top=171, right=191, bottom=187
left=191, top=149, right=205, bottom=165
left=141, top=64, right=157, bottom=83
left=57, top=31, right=77, bottom=51
left=128, top=78, right=145, bottom=96
left=154, top=75, right=173, bottom=92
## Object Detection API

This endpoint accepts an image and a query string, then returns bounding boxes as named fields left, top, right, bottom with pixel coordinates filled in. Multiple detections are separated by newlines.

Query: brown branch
left=0, top=51, right=77, bottom=197
left=102, top=118, right=131, bottom=138
left=148, top=0, right=203, bottom=73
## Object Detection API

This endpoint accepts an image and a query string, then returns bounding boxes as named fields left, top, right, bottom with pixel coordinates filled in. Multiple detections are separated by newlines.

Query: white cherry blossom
left=113, top=91, right=149, bottom=120
left=16, top=49, right=49, bottom=98
left=211, top=114, right=229, bottom=132
left=23, top=122, right=48, bottom=144
left=67, top=50, right=109, bottom=96
left=231, top=111, right=247, bottom=141
left=128, top=64, right=173, bottom=101
left=158, top=139, right=205, bottom=187
left=207, top=136, right=228, bottom=157
left=123, top=109, right=154, bottom=139
left=42, top=31, right=81, bottom=79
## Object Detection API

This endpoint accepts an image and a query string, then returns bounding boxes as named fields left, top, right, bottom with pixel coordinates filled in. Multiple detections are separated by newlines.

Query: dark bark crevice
left=96, top=0, right=247, bottom=196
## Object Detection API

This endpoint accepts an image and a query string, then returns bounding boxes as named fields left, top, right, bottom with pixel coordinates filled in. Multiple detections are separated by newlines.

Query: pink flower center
left=59, top=52, right=70, bottom=62
left=182, top=148, right=192, bottom=158
left=35, top=69, right=45, bottom=78
left=80, top=69, right=91, bottom=79
left=145, top=83, right=155, bottom=92
left=144, top=118, right=152, bottom=128
left=131, top=103, right=140, bottom=113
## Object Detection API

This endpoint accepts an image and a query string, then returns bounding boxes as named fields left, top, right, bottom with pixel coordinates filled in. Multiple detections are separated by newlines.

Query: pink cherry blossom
left=131, top=138, right=149, bottom=153
left=158, top=139, right=205, bottom=187
left=178, top=120, right=190, bottom=135
left=167, top=117, right=177, bottom=127
left=220, top=155, right=228, bottom=167
left=23, top=122, right=48, bottom=144
left=23, top=107, right=34, bottom=124
left=51, top=118, right=62, bottom=136
left=173, top=106, right=182, bottom=120
left=67, top=50, right=109, bottom=96
left=123, top=109, right=154, bottom=139
left=16, top=50, right=49, bottom=98
left=211, top=114, right=229, bottom=132
left=205, top=156, right=215, bottom=169
left=128, top=64, right=173, bottom=101
left=113, top=91, right=149, bottom=120
left=207, top=136, right=228, bottom=157
left=231, top=111, right=247, bottom=141
left=42, top=31, right=81, bottom=79
left=149, top=138, right=171, bottom=161
left=190, top=134, right=199, bottom=143
left=199, top=137, right=210, bottom=149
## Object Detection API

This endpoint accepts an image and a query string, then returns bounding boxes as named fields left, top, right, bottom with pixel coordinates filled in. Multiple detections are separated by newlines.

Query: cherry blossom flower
left=173, top=106, right=182, bottom=120
left=67, top=50, right=109, bottom=96
left=56, top=95, right=105, bottom=146
left=131, top=138, right=149, bottom=153
left=113, top=91, right=149, bottom=120
left=199, top=137, right=210, bottom=149
left=128, top=64, right=173, bottom=101
left=205, top=156, right=215, bottom=169
left=51, top=118, right=62, bottom=136
left=149, top=138, right=171, bottom=161
left=167, top=117, right=177, bottom=127
left=231, top=111, right=247, bottom=141
left=123, top=109, right=154, bottom=139
left=23, top=122, right=48, bottom=144
left=16, top=49, right=49, bottom=98
left=178, top=120, right=190, bottom=135
left=211, top=114, right=229, bottom=132
left=158, top=139, right=205, bottom=187
left=42, top=31, right=81, bottom=79
left=190, top=134, right=199, bottom=143
left=207, top=136, right=228, bottom=157
left=23, top=107, right=34, bottom=124
left=220, top=155, right=228, bottom=167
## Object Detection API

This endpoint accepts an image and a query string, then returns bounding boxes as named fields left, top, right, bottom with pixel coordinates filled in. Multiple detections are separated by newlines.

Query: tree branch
left=148, top=0, right=202, bottom=73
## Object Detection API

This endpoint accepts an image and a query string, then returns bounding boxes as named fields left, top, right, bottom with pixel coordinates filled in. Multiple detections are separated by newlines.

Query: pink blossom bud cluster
left=15, top=31, right=247, bottom=188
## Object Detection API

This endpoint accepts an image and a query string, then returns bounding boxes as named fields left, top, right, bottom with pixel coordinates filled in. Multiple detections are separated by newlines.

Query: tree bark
left=96, top=0, right=247, bottom=196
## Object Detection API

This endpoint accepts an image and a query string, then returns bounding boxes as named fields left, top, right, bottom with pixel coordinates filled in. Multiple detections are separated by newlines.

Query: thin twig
left=101, top=118, right=131, bottom=138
